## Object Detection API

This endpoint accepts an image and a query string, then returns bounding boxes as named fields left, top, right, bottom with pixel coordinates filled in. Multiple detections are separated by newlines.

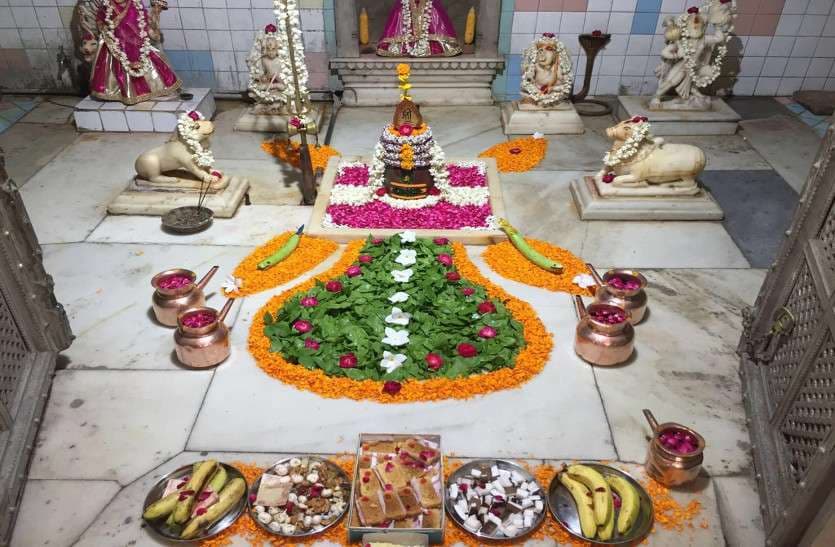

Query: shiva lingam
left=573, top=295, right=635, bottom=366
left=572, top=31, right=612, bottom=116
left=643, top=409, right=705, bottom=487
left=586, top=263, right=648, bottom=324
left=174, top=299, right=234, bottom=368
left=151, top=265, right=219, bottom=327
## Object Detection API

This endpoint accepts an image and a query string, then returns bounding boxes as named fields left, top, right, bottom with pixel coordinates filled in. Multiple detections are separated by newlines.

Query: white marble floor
left=6, top=98, right=790, bottom=546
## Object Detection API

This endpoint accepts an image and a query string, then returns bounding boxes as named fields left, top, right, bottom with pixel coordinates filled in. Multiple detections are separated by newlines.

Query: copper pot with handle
left=174, top=299, right=234, bottom=368
left=586, top=263, right=648, bottom=325
left=573, top=295, right=634, bottom=366
left=151, top=265, right=218, bottom=327
left=643, top=409, right=705, bottom=487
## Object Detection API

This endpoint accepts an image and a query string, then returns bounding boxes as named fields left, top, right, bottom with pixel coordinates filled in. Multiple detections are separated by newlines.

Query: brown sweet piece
left=397, top=486, right=422, bottom=517
left=382, top=489, right=407, bottom=521
left=410, top=475, right=442, bottom=509
left=359, top=469, right=382, bottom=497
left=398, top=438, right=440, bottom=466
left=359, top=454, right=374, bottom=469
left=362, top=440, right=398, bottom=453
left=308, top=497, right=330, bottom=514
left=376, top=460, right=411, bottom=488
left=356, top=492, right=386, bottom=526
left=394, top=516, right=419, bottom=528
left=423, top=508, right=442, bottom=529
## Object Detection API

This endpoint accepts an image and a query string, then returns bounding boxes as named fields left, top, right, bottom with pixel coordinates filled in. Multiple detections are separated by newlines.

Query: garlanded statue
left=246, top=23, right=289, bottom=115
left=88, top=0, right=181, bottom=105
left=377, top=0, right=462, bottom=57
left=520, top=33, right=573, bottom=108
left=651, top=0, right=736, bottom=110
left=134, top=111, right=227, bottom=191
left=595, top=116, right=706, bottom=194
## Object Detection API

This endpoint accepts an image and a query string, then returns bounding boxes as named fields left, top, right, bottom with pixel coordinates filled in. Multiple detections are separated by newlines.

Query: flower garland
left=103, top=0, right=154, bottom=78
left=176, top=111, right=214, bottom=169
left=398, top=0, right=433, bottom=57
left=673, top=1, right=735, bottom=90
left=246, top=24, right=287, bottom=105
left=272, top=0, right=310, bottom=118
left=479, top=135, right=548, bottom=173
left=399, top=142, right=415, bottom=170
left=483, top=239, right=594, bottom=295
left=602, top=117, right=652, bottom=168
left=369, top=128, right=449, bottom=189
left=520, top=34, right=574, bottom=106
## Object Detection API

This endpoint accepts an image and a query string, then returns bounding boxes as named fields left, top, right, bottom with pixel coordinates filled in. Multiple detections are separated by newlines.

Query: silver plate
left=248, top=456, right=351, bottom=538
left=444, top=459, right=546, bottom=541
left=547, top=463, right=654, bottom=545
left=141, top=462, right=247, bottom=543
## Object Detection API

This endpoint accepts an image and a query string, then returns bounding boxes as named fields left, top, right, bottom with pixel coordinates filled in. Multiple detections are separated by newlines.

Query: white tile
left=11, top=5, right=37, bottom=27
left=627, top=35, right=652, bottom=55
left=300, top=8, right=324, bottom=31
left=814, top=36, right=835, bottom=55
left=596, top=75, right=621, bottom=94
left=588, top=0, right=612, bottom=10
left=601, top=34, right=628, bottom=55
left=807, top=56, right=835, bottom=76
left=755, top=76, right=781, bottom=95
left=151, top=111, right=177, bottom=132
left=99, top=100, right=126, bottom=110
left=10, top=480, right=120, bottom=547
left=183, top=28, right=210, bottom=49
left=824, top=14, right=835, bottom=36
left=534, top=12, right=561, bottom=35
left=608, top=12, right=635, bottom=35
left=714, top=476, right=766, bottom=547
left=231, top=27, right=252, bottom=51
left=807, top=0, right=832, bottom=15
left=0, top=27, right=22, bottom=47
left=510, top=32, right=534, bottom=54
left=778, top=76, right=805, bottom=94
left=746, top=36, right=772, bottom=53
left=124, top=110, right=154, bottom=132
left=623, top=55, right=649, bottom=76
left=73, top=110, right=101, bottom=131
left=28, top=369, right=212, bottom=484
left=733, top=76, right=758, bottom=95
left=34, top=5, right=59, bottom=27
left=203, top=7, right=229, bottom=30
left=782, top=0, right=810, bottom=14
left=202, top=0, right=226, bottom=7
left=302, top=29, right=325, bottom=52
left=802, top=76, right=827, bottom=88
left=768, top=36, right=796, bottom=56
left=599, top=54, right=625, bottom=75
left=661, top=0, right=685, bottom=11
left=791, top=36, right=819, bottom=56
left=799, top=14, right=827, bottom=35
left=228, top=8, right=253, bottom=31
left=208, top=28, right=233, bottom=50
left=179, top=7, right=205, bottom=29
left=100, top=110, right=129, bottom=131
left=776, top=13, right=803, bottom=35
left=158, top=6, right=180, bottom=29
left=211, top=49, right=236, bottom=71
left=162, top=28, right=186, bottom=49
left=761, top=56, right=788, bottom=76
left=785, top=56, right=811, bottom=76
left=18, top=26, right=43, bottom=47
left=739, top=56, right=765, bottom=77
left=512, top=11, right=537, bottom=34
left=584, top=11, right=610, bottom=33
left=560, top=12, right=586, bottom=33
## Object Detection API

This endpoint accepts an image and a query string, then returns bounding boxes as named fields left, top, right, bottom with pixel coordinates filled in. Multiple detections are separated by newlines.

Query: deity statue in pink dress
left=377, top=0, right=462, bottom=57
left=89, top=0, right=181, bottom=105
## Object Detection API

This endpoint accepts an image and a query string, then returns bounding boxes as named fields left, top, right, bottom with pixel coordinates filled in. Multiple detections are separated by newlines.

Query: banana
left=559, top=472, right=597, bottom=539
left=597, top=505, right=616, bottom=541
left=206, top=465, right=227, bottom=493
left=606, top=475, right=641, bottom=535
left=567, top=464, right=612, bottom=526
left=498, top=218, right=563, bottom=273
left=257, top=225, right=304, bottom=270
left=173, top=460, right=218, bottom=524
left=142, top=492, right=179, bottom=520
left=180, top=478, right=247, bottom=539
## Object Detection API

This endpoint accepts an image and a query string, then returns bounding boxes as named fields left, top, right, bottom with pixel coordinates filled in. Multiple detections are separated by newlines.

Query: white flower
left=399, top=231, right=417, bottom=243
left=380, top=351, right=407, bottom=374
left=382, top=327, right=410, bottom=347
left=391, top=269, right=414, bottom=283
left=385, top=307, right=412, bottom=326
left=395, top=249, right=417, bottom=266
left=532, top=132, right=544, bottom=139
left=221, top=276, right=243, bottom=293
left=472, top=313, right=480, bottom=320
left=572, top=274, right=596, bottom=289
left=388, top=292, right=409, bottom=303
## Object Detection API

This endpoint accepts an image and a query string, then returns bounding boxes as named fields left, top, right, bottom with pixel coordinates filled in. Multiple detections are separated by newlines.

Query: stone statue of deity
left=519, top=33, right=574, bottom=108
left=377, top=0, right=462, bottom=57
left=246, top=24, right=289, bottom=115
left=87, top=0, right=181, bottom=105
left=650, top=0, right=735, bottom=110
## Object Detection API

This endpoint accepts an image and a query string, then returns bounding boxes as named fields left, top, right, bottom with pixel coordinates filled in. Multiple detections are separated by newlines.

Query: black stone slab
left=700, top=170, right=798, bottom=268
left=725, top=97, right=793, bottom=120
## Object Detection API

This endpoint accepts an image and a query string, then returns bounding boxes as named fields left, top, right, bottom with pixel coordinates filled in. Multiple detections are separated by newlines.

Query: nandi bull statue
left=594, top=116, right=706, bottom=196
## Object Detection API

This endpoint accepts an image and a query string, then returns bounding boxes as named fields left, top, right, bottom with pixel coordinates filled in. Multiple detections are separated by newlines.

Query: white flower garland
left=272, top=0, right=310, bottom=116
left=602, top=120, right=652, bottom=168
left=520, top=35, right=574, bottom=106
left=399, top=0, right=433, bottom=57
left=674, top=1, right=735, bottom=90
left=103, top=0, right=154, bottom=78
left=246, top=28, right=287, bottom=105
left=176, top=111, right=214, bottom=169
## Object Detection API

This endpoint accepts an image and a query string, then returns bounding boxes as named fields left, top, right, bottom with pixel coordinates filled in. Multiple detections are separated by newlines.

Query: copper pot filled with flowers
left=573, top=295, right=634, bottom=366
left=643, top=409, right=705, bottom=487
left=174, top=299, right=233, bottom=368
left=151, top=265, right=219, bottom=327
left=586, top=263, right=648, bottom=324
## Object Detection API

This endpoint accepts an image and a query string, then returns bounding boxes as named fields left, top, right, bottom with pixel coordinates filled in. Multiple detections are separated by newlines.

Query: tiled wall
left=0, top=0, right=833, bottom=99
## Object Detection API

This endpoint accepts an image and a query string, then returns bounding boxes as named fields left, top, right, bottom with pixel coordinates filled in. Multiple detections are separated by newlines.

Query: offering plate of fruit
left=141, top=460, right=247, bottom=542
left=248, top=456, right=351, bottom=537
left=548, top=463, right=652, bottom=545
left=445, top=459, right=546, bottom=541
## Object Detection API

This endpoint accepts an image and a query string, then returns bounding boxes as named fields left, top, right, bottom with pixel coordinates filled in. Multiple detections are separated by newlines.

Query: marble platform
left=501, top=100, right=585, bottom=135
left=74, top=88, right=216, bottom=133
left=570, top=175, right=724, bottom=221
left=107, top=175, right=250, bottom=218
left=234, top=103, right=324, bottom=133
left=617, top=96, right=741, bottom=136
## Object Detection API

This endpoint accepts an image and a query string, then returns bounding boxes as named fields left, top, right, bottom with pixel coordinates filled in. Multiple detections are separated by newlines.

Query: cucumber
left=257, top=225, right=304, bottom=270
left=498, top=218, right=563, bottom=273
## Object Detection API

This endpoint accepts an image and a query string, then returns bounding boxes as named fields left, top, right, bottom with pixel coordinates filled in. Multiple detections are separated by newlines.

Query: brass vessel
left=151, top=265, right=218, bottom=327
left=174, top=299, right=234, bottom=368
left=587, top=263, right=648, bottom=325
left=573, top=295, right=635, bottom=366
left=643, top=409, right=705, bottom=487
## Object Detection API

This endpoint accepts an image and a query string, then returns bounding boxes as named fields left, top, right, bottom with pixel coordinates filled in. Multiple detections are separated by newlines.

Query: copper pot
left=643, top=409, right=705, bottom=487
left=174, top=299, right=233, bottom=368
left=587, top=263, right=648, bottom=325
left=151, top=265, right=218, bottom=327
left=573, top=295, right=634, bottom=366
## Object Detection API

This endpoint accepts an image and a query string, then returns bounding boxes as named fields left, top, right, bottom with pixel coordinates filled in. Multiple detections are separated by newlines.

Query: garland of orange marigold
left=222, top=232, right=339, bottom=298
left=483, top=238, right=594, bottom=296
left=248, top=241, right=553, bottom=403
left=261, top=139, right=341, bottom=172
left=399, top=142, right=415, bottom=170
left=479, top=135, right=547, bottom=173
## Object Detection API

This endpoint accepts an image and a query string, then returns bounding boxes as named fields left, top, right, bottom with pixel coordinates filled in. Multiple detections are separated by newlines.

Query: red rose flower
left=358, top=254, right=373, bottom=264
left=509, top=147, right=522, bottom=155
left=375, top=187, right=387, bottom=196
left=211, top=170, right=222, bottom=178
left=187, top=111, right=200, bottom=121
left=293, top=320, right=312, bottom=334
left=461, top=287, right=475, bottom=297
left=478, top=326, right=497, bottom=339
left=437, top=254, right=453, bottom=267
left=346, top=265, right=362, bottom=277
left=339, top=353, right=357, bottom=368
left=289, top=116, right=302, bottom=128
left=446, top=271, right=461, bottom=282
left=428, top=187, right=441, bottom=196
left=602, top=172, right=615, bottom=184
left=304, top=338, right=320, bottom=350
left=687, top=6, right=699, bottom=13
left=591, top=30, right=603, bottom=37
left=398, top=124, right=413, bottom=136
left=433, top=237, right=449, bottom=245
left=457, top=343, right=478, bottom=358
left=425, top=353, right=444, bottom=370
left=543, top=32, right=555, bottom=38
left=265, top=23, right=277, bottom=33
left=383, top=381, right=401, bottom=395
left=325, top=280, right=343, bottom=293
left=477, top=301, right=496, bottom=314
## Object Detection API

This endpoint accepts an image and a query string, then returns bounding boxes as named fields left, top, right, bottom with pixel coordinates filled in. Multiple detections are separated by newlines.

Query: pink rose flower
left=461, top=287, right=475, bottom=296
left=304, top=338, right=320, bottom=350
left=346, top=265, right=362, bottom=277
left=425, top=353, right=444, bottom=370
left=358, top=254, right=373, bottom=264
left=339, top=353, right=357, bottom=368
left=478, top=326, right=497, bottom=339
left=457, top=343, right=478, bottom=358
left=293, top=320, right=312, bottom=334
left=325, top=280, right=343, bottom=293
left=433, top=237, right=449, bottom=245
left=398, top=124, right=413, bottom=136
left=300, top=296, right=319, bottom=307
left=437, top=254, right=453, bottom=267
left=602, top=172, right=615, bottom=184
left=383, top=380, right=402, bottom=395
left=446, top=271, right=461, bottom=282
left=477, top=301, right=496, bottom=314
left=265, top=23, right=277, bottom=33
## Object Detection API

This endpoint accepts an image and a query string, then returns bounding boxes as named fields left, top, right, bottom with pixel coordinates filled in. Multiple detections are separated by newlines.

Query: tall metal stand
left=572, top=33, right=613, bottom=116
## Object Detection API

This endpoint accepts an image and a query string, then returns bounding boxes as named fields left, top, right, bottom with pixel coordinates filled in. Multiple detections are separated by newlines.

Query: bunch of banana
left=257, top=225, right=304, bottom=270
left=497, top=218, right=563, bottom=274
left=558, top=464, right=641, bottom=541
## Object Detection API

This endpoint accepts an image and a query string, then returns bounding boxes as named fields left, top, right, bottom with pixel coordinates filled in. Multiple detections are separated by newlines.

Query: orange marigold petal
left=261, top=139, right=341, bottom=172
left=478, top=136, right=547, bottom=173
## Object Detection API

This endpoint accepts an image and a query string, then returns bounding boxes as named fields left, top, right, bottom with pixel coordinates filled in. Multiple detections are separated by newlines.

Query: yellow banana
left=181, top=478, right=246, bottom=539
left=559, top=472, right=597, bottom=539
left=597, top=505, right=616, bottom=540
left=173, top=460, right=218, bottom=524
left=498, top=218, right=563, bottom=273
left=142, top=492, right=179, bottom=520
left=606, top=474, right=641, bottom=535
left=568, top=464, right=612, bottom=526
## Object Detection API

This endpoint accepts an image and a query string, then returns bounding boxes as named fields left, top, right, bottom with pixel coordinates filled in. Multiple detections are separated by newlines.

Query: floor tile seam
left=67, top=483, right=124, bottom=547
left=43, top=240, right=259, bottom=249
left=589, top=365, right=621, bottom=462
left=184, top=368, right=217, bottom=451
left=6, top=139, right=81, bottom=191
left=439, top=124, right=504, bottom=149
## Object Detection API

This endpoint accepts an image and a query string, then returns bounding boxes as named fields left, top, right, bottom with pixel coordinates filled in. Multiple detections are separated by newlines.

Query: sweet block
left=74, top=88, right=215, bottom=133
